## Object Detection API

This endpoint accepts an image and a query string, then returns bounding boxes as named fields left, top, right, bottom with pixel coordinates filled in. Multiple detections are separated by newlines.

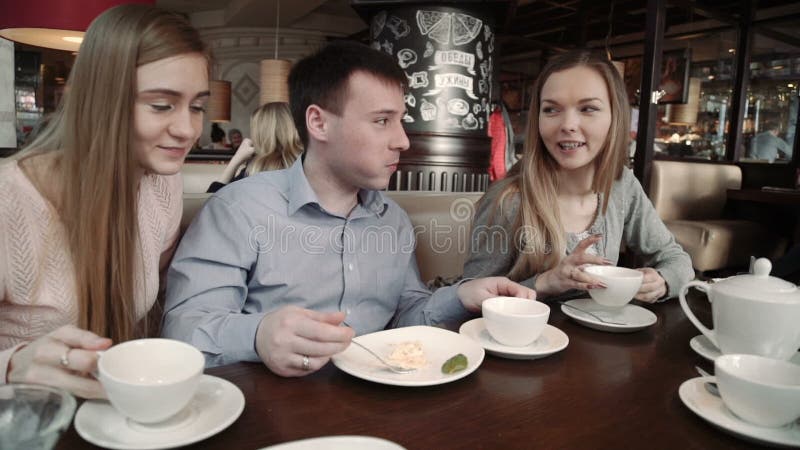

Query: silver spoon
left=557, top=301, right=628, bottom=326
left=694, top=365, right=720, bottom=397
left=348, top=339, right=417, bottom=374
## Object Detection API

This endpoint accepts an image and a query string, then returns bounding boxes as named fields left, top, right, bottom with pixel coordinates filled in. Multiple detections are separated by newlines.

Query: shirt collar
left=286, top=158, right=389, bottom=217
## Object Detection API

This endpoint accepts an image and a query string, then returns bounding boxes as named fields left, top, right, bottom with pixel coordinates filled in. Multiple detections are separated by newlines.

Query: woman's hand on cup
left=535, top=235, right=610, bottom=295
left=634, top=267, right=666, bottom=303
left=7, top=325, right=112, bottom=399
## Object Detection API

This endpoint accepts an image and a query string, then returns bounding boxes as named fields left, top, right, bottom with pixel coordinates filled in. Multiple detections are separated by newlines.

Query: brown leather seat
left=649, top=160, right=784, bottom=272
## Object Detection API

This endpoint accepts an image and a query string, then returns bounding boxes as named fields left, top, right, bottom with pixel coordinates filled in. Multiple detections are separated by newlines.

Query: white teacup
left=715, top=354, right=800, bottom=428
left=482, top=297, right=550, bottom=347
left=584, top=266, right=643, bottom=308
left=97, top=338, right=204, bottom=423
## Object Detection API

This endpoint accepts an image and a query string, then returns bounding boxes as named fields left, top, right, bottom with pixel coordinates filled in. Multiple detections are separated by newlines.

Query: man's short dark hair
left=288, top=40, right=408, bottom=147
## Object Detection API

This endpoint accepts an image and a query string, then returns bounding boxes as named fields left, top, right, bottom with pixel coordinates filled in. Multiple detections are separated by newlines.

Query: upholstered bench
left=649, top=160, right=784, bottom=273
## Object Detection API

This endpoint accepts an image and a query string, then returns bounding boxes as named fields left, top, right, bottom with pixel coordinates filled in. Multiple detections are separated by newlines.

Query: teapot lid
left=714, top=258, right=798, bottom=300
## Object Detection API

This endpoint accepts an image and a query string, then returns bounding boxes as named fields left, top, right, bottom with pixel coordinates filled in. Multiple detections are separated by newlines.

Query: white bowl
left=98, top=338, right=204, bottom=423
left=482, top=297, right=550, bottom=347
left=584, top=266, right=643, bottom=308
left=715, top=354, right=800, bottom=427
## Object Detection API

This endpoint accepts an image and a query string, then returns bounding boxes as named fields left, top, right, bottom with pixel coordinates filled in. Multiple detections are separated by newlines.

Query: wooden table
left=57, top=298, right=765, bottom=449
left=727, top=188, right=800, bottom=207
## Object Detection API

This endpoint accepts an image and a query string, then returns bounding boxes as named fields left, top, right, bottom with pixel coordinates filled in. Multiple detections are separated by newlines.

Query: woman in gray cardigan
left=465, top=51, right=693, bottom=302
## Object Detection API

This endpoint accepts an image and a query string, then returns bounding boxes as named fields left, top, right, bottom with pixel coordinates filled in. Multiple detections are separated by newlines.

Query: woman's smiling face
left=538, top=65, right=612, bottom=173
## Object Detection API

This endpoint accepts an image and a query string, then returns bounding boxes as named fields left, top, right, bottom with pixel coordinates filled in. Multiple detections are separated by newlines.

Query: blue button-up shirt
left=163, top=159, right=470, bottom=367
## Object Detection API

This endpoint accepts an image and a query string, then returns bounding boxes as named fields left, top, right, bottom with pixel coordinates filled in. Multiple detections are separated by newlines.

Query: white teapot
left=679, top=258, right=800, bottom=361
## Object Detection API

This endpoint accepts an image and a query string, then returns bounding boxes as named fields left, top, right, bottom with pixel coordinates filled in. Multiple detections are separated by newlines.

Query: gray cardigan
left=464, top=168, right=694, bottom=299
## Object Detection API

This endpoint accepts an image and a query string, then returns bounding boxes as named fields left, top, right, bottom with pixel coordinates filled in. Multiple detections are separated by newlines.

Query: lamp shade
left=260, top=59, right=291, bottom=105
left=0, top=0, right=154, bottom=52
left=208, top=80, right=231, bottom=123
left=668, top=77, right=702, bottom=125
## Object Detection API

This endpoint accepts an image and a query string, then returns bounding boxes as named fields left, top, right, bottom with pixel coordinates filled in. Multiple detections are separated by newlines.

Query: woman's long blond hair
left=246, top=102, right=303, bottom=175
left=489, top=50, right=630, bottom=281
left=18, top=4, right=208, bottom=342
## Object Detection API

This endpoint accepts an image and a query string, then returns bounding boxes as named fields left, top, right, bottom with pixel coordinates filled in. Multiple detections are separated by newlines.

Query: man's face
left=230, top=131, right=243, bottom=148
left=322, top=71, right=409, bottom=191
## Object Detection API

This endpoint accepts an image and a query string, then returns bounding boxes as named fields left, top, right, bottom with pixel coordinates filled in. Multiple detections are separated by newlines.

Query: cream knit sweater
left=0, top=161, right=182, bottom=381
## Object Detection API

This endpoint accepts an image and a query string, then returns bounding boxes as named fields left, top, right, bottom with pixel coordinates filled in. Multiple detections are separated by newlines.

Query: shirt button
left=348, top=263, right=354, bottom=271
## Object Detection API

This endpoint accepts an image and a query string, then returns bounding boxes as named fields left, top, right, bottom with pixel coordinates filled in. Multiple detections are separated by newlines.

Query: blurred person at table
left=206, top=102, right=303, bottom=193
left=163, top=41, right=535, bottom=377
left=228, top=128, right=244, bottom=150
left=0, top=4, right=210, bottom=399
left=206, top=123, right=228, bottom=150
left=749, top=121, right=791, bottom=163
left=464, top=50, right=692, bottom=303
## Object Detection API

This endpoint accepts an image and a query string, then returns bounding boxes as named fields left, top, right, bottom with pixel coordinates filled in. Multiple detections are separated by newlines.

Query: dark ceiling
left=497, top=0, right=800, bottom=58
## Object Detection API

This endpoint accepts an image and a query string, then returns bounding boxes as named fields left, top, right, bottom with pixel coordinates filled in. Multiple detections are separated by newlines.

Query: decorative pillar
left=354, top=1, right=506, bottom=191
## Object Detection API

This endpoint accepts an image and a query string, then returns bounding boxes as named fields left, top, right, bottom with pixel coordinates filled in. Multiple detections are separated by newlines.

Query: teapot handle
left=678, top=281, right=718, bottom=348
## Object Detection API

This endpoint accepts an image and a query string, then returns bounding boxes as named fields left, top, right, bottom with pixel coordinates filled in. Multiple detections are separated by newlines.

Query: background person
left=749, top=121, right=791, bottom=162
left=206, top=123, right=227, bottom=150
left=465, top=50, right=693, bottom=303
left=164, top=41, right=535, bottom=377
left=206, top=102, right=303, bottom=193
left=228, top=128, right=244, bottom=150
left=0, top=4, right=209, bottom=398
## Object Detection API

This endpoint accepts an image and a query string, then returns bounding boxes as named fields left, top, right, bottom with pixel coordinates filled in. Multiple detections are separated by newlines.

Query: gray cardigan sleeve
left=464, top=188, right=539, bottom=289
left=617, top=169, right=694, bottom=298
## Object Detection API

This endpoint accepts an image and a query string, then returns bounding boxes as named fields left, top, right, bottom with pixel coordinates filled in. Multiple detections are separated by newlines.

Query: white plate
left=459, top=318, right=568, bottom=360
left=259, top=435, right=406, bottom=450
left=331, top=325, right=484, bottom=387
left=679, top=376, right=800, bottom=447
left=690, top=334, right=800, bottom=364
left=560, top=298, right=657, bottom=332
left=75, top=375, right=244, bottom=450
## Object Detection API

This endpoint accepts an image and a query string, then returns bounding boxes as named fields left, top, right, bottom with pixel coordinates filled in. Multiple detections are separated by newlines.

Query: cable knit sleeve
left=161, top=173, right=184, bottom=256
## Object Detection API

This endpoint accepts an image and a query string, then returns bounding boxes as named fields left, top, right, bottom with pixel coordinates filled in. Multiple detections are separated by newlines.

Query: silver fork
left=557, top=301, right=627, bottom=326
left=348, top=339, right=417, bottom=374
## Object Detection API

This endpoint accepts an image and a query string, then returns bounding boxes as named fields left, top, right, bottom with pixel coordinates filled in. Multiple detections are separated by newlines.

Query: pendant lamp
left=260, top=0, right=291, bottom=104
left=208, top=80, right=231, bottom=123
left=0, top=0, right=154, bottom=52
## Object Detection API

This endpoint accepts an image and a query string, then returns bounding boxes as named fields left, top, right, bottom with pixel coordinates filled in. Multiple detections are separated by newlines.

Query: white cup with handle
left=97, top=338, right=204, bottom=424
left=679, top=258, right=800, bottom=360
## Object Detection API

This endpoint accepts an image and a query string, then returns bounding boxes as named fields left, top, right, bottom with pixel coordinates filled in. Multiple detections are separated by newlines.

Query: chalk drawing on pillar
left=476, top=41, right=483, bottom=61
left=403, top=113, right=415, bottom=123
left=424, top=42, right=434, bottom=58
left=386, top=16, right=411, bottom=39
left=416, top=11, right=482, bottom=46
left=444, top=117, right=460, bottom=128
left=397, top=49, right=417, bottom=69
left=405, top=93, right=417, bottom=107
left=381, top=41, right=393, bottom=54
left=478, top=79, right=488, bottom=95
left=372, top=11, right=387, bottom=39
left=408, top=71, right=429, bottom=89
left=430, top=50, right=476, bottom=75
left=478, top=117, right=485, bottom=129
left=419, top=98, right=437, bottom=121
left=473, top=103, right=482, bottom=115
left=462, top=113, right=479, bottom=130
left=447, top=98, right=469, bottom=116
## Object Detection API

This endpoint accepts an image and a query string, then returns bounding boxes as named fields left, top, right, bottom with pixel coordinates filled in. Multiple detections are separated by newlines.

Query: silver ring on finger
left=60, top=349, right=71, bottom=368
left=301, top=355, right=311, bottom=371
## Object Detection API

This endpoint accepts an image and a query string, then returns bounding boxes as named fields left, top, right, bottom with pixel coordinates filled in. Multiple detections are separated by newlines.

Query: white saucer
left=560, top=298, right=656, bottom=333
left=679, top=376, right=800, bottom=447
left=459, top=318, right=569, bottom=360
left=690, top=334, right=800, bottom=364
left=259, top=435, right=406, bottom=449
left=75, top=375, right=244, bottom=450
